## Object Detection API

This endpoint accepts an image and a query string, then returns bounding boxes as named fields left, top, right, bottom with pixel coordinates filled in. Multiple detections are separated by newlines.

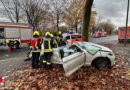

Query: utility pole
left=124, top=0, right=129, bottom=47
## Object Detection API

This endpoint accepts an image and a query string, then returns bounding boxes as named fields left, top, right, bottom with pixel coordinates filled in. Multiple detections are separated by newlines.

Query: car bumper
left=107, top=54, right=116, bottom=66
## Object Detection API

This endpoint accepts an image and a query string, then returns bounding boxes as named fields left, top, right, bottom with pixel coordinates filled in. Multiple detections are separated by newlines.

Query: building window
left=0, top=28, right=4, bottom=39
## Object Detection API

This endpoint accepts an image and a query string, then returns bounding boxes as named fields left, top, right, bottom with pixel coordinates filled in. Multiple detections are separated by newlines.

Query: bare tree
left=19, top=0, right=49, bottom=31
left=91, top=15, right=103, bottom=34
left=83, top=0, right=94, bottom=41
left=49, top=0, right=69, bottom=31
left=0, top=0, right=21, bottom=23
left=99, top=20, right=115, bottom=35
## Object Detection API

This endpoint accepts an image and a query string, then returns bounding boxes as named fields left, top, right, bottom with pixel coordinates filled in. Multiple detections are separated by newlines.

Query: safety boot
left=43, top=63, right=46, bottom=68
left=46, top=65, right=52, bottom=69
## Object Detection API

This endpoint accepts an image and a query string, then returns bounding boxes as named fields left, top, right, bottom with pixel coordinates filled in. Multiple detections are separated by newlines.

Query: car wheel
left=93, top=58, right=109, bottom=70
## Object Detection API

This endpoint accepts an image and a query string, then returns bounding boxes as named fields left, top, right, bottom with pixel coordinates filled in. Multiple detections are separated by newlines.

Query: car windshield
left=77, top=42, right=101, bottom=55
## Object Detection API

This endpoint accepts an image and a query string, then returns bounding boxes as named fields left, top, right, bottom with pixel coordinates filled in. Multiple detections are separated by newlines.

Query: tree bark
left=75, top=19, right=78, bottom=33
left=82, top=0, right=94, bottom=41
left=57, top=11, right=59, bottom=31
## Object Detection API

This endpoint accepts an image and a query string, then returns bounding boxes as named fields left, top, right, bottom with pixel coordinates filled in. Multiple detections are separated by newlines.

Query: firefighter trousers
left=32, top=52, right=40, bottom=68
left=43, top=52, right=52, bottom=65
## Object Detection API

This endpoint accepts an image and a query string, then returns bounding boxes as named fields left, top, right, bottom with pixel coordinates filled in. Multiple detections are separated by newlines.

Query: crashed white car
left=28, top=42, right=115, bottom=77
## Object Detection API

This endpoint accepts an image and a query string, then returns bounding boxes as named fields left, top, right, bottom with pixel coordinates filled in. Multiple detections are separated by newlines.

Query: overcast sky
left=94, top=0, right=129, bottom=28
left=0, top=0, right=130, bottom=28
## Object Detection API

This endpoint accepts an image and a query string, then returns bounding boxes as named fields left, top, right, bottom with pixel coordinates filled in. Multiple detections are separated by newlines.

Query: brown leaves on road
left=4, top=43, right=130, bottom=90
left=4, top=54, right=129, bottom=90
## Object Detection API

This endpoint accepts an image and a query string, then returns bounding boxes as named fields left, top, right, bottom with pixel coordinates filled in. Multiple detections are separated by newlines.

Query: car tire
left=93, top=58, right=110, bottom=70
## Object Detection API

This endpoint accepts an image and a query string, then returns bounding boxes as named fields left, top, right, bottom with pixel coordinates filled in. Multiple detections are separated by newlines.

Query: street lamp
left=124, top=0, right=129, bottom=47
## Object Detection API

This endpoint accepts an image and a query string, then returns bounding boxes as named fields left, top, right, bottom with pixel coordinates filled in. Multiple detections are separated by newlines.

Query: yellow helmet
left=6, top=40, right=9, bottom=43
left=50, top=34, right=54, bottom=37
left=45, top=32, right=50, bottom=36
left=33, top=31, right=39, bottom=36
left=58, top=31, right=62, bottom=35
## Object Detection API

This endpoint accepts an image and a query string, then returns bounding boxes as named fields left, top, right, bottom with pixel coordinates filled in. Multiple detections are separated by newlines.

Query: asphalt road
left=0, top=45, right=30, bottom=76
left=0, top=35, right=118, bottom=76
left=0, top=45, right=29, bottom=60
left=89, top=35, right=118, bottom=43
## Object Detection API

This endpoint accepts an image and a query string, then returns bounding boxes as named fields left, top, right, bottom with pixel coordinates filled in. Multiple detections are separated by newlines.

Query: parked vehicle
left=28, top=41, right=115, bottom=77
left=101, top=31, right=107, bottom=37
left=0, top=23, right=32, bottom=50
left=118, top=26, right=130, bottom=42
left=63, top=34, right=82, bottom=45
left=93, top=31, right=102, bottom=38
left=93, top=31, right=107, bottom=38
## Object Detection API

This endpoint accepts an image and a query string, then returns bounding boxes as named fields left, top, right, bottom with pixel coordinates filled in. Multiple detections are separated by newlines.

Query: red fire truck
left=118, top=26, right=130, bottom=42
left=0, top=23, right=32, bottom=51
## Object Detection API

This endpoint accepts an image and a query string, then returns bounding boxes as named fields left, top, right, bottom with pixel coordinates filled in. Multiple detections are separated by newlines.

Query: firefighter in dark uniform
left=42, top=32, right=54, bottom=69
left=30, top=31, right=41, bottom=69
left=50, top=34, right=57, bottom=48
left=57, top=31, right=63, bottom=47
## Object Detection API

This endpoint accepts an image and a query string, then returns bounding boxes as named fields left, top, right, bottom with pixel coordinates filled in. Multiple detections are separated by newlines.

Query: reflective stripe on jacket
left=43, top=38, right=53, bottom=52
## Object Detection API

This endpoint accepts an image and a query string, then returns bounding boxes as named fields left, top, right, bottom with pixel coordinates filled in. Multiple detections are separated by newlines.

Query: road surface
left=89, top=35, right=118, bottom=43
left=0, top=35, right=118, bottom=76
left=0, top=46, right=30, bottom=76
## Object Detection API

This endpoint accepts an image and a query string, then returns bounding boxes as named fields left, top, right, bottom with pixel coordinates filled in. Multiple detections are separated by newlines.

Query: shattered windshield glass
left=77, top=42, right=101, bottom=55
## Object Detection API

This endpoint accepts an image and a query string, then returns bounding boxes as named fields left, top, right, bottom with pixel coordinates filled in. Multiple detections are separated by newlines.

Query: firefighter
left=30, top=31, right=41, bottom=69
left=50, top=33, right=57, bottom=48
left=57, top=31, right=63, bottom=46
left=42, top=32, right=53, bottom=69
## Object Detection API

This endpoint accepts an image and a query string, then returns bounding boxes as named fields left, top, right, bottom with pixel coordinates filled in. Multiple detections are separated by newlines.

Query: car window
left=121, top=29, right=124, bottom=33
left=65, top=36, right=70, bottom=41
left=129, top=29, right=130, bottom=33
left=71, top=35, right=81, bottom=39
left=77, top=42, right=101, bottom=55
left=60, top=45, right=81, bottom=58
left=76, top=35, right=81, bottom=38
left=71, top=35, right=76, bottom=39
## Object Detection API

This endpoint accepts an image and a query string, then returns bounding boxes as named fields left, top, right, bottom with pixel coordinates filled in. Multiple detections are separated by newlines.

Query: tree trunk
left=75, top=19, right=78, bottom=33
left=57, top=10, right=59, bottom=31
left=82, top=0, right=94, bottom=41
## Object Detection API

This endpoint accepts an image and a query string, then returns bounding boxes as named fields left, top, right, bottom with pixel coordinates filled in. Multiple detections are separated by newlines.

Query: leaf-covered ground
left=3, top=43, right=130, bottom=90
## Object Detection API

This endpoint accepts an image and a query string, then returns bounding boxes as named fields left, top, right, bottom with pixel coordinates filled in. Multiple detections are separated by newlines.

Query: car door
left=62, top=45, right=85, bottom=77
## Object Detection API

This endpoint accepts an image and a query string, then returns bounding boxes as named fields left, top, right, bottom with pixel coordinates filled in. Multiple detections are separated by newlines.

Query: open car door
left=62, top=45, right=85, bottom=77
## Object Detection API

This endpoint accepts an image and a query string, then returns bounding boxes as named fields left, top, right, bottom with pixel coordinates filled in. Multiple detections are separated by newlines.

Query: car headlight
left=108, top=52, right=113, bottom=56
